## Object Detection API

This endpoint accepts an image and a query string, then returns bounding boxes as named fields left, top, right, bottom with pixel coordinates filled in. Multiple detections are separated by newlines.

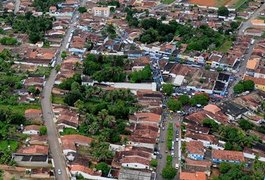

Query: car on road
left=175, top=163, right=179, bottom=169
left=57, top=169, right=62, bottom=175
left=171, top=151, right=174, bottom=156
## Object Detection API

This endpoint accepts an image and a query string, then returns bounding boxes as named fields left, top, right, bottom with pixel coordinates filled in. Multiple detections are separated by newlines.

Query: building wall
left=71, top=171, right=113, bottom=180
left=23, top=130, right=39, bottom=135
left=121, top=162, right=149, bottom=169
left=255, top=84, right=265, bottom=92
left=188, top=153, right=204, bottom=160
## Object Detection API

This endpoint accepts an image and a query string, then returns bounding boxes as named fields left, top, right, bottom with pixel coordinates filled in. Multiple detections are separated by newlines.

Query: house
left=219, top=101, right=249, bottom=121
left=56, top=109, right=79, bottom=131
left=13, top=145, right=49, bottom=167
left=186, top=141, right=205, bottom=160
left=23, top=125, right=41, bottom=135
left=27, top=135, right=48, bottom=145
left=185, top=131, right=219, bottom=148
left=24, top=109, right=42, bottom=123
left=212, top=150, right=245, bottom=164
left=70, top=164, right=104, bottom=180
left=118, top=168, right=153, bottom=180
left=92, top=7, right=110, bottom=17
left=129, top=112, right=161, bottom=126
left=180, top=171, right=207, bottom=180
left=127, top=50, right=143, bottom=59
left=111, top=147, right=153, bottom=170
left=60, top=135, right=93, bottom=160
left=127, top=123, right=159, bottom=149
left=23, top=76, right=45, bottom=90
left=244, top=76, right=265, bottom=92
left=185, top=158, right=212, bottom=173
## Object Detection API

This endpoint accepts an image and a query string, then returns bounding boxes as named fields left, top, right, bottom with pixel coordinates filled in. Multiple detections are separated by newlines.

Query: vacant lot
left=188, top=0, right=243, bottom=7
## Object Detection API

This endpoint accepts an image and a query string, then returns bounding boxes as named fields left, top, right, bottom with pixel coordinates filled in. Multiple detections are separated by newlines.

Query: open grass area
left=0, top=140, right=19, bottom=152
left=161, top=0, right=175, bottom=4
left=234, top=0, right=250, bottom=9
left=258, top=16, right=265, bottom=21
left=60, top=128, right=79, bottom=135
left=216, top=39, right=233, bottom=53
left=0, top=103, right=41, bottom=116
left=52, top=95, right=65, bottom=105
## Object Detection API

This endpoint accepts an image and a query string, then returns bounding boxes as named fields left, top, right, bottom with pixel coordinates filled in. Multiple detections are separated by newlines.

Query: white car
left=175, top=163, right=179, bottom=169
left=57, top=169, right=62, bottom=175
left=171, top=151, right=174, bottom=156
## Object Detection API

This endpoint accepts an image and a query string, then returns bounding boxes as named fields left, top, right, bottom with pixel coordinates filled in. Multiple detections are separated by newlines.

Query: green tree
left=218, top=6, right=229, bottom=16
left=233, top=83, right=244, bottom=94
left=61, top=51, right=67, bottom=60
left=190, top=93, right=209, bottom=106
left=39, top=126, right=47, bottom=135
left=178, top=95, right=190, bottom=105
left=238, top=119, right=254, bottom=131
left=203, top=118, right=218, bottom=132
left=243, top=80, right=255, bottom=91
left=96, top=162, right=110, bottom=177
left=167, top=98, right=182, bottom=111
left=162, top=83, right=174, bottom=96
left=78, top=7, right=87, bottom=13
left=162, top=166, right=177, bottom=180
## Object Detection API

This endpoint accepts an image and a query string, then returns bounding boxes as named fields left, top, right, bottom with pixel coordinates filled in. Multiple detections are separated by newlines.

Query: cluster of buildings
left=177, top=90, right=265, bottom=178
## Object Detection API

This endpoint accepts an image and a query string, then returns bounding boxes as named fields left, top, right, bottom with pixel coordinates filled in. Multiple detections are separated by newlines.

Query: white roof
left=173, top=75, right=185, bottom=86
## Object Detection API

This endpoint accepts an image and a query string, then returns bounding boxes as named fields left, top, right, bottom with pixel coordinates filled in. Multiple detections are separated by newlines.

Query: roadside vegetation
left=233, top=80, right=255, bottom=94
left=166, top=123, right=174, bottom=150
left=162, top=155, right=177, bottom=179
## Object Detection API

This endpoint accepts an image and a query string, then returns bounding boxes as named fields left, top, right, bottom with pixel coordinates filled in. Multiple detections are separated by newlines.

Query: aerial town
left=0, top=0, right=265, bottom=179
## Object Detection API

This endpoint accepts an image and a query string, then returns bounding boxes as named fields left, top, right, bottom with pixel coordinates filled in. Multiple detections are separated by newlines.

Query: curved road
left=238, top=3, right=265, bottom=35
left=41, top=1, right=85, bottom=179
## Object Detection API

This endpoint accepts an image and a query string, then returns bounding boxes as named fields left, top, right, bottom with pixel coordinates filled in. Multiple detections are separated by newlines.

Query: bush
left=0, top=37, right=18, bottom=45
left=39, top=126, right=47, bottom=135
left=96, top=162, right=110, bottom=177
left=150, top=159, right=158, bottom=167
left=162, top=166, right=177, bottom=179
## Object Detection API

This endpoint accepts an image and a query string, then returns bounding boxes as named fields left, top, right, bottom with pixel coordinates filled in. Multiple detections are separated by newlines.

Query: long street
left=40, top=1, right=85, bottom=179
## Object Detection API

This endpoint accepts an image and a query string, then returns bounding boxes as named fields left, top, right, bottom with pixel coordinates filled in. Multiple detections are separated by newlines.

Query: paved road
left=14, top=0, right=20, bottom=14
left=156, top=112, right=169, bottom=180
left=156, top=112, right=181, bottom=180
left=238, top=3, right=265, bottom=35
left=227, top=40, right=257, bottom=97
left=41, top=2, right=84, bottom=180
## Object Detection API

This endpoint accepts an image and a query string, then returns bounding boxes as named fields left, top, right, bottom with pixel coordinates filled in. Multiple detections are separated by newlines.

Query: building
left=13, top=145, right=49, bottom=167
left=92, top=7, right=110, bottom=17
left=186, top=141, right=205, bottom=160
left=244, top=76, right=265, bottom=92
left=180, top=171, right=207, bottom=180
left=212, top=150, right=245, bottom=164
left=219, top=101, right=249, bottom=121
left=23, top=125, right=41, bottom=135
left=70, top=164, right=105, bottom=180
left=129, top=112, right=161, bottom=126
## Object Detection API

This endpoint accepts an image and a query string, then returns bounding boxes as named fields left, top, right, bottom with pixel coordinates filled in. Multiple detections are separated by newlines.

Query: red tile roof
left=71, top=164, right=101, bottom=176
left=180, top=172, right=207, bottom=180
left=186, top=141, right=204, bottom=156
left=17, top=145, right=48, bottom=154
left=212, top=150, right=245, bottom=162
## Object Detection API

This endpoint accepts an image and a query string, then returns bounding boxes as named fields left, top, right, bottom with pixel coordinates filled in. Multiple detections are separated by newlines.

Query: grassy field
left=52, top=95, right=65, bottom=105
left=161, top=0, right=175, bottom=4
left=60, top=128, right=79, bottom=135
left=216, top=39, right=233, bottom=53
left=0, top=103, right=41, bottom=116
left=233, top=0, right=251, bottom=9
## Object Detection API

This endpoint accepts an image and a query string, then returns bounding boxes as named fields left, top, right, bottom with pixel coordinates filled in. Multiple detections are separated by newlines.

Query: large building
left=92, top=7, right=110, bottom=17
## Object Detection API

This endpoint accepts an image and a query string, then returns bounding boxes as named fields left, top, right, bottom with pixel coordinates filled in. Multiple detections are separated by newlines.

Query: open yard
left=187, top=0, right=247, bottom=8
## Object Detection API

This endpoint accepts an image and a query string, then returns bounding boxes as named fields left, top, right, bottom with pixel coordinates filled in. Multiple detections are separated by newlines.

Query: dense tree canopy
left=2, top=13, right=53, bottom=43
left=33, top=0, right=64, bottom=12
left=83, top=54, right=127, bottom=82
left=218, top=6, right=229, bottom=16
left=233, top=80, right=255, bottom=94
left=129, top=65, right=152, bottom=83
